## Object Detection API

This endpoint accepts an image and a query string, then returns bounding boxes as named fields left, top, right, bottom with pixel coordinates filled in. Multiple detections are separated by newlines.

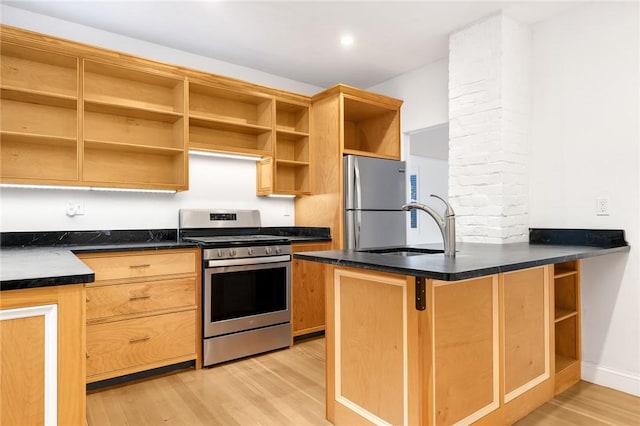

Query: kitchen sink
left=357, top=247, right=444, bottom=256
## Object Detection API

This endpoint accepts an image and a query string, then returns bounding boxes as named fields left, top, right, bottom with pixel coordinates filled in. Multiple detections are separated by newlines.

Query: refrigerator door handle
left=355, top=209, right=362, bottom=249
left=354, top=157, right=362, bottom=211
left=353, top=157, right=362, bottom=249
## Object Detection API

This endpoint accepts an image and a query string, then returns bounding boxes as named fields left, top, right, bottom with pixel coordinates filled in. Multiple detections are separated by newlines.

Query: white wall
left=0, top=155, right=294, bottom=231
left=369, top=58, right=450, bottom=244
left=530, top=3, right=639, bottom=395
left=368, top=58, right=449, bottom=134
left=0, top=6, right=323, bottom=231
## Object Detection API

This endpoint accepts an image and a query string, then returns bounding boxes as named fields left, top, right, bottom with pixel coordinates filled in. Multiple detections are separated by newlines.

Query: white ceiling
left=4, top=1, right=579, bottom=88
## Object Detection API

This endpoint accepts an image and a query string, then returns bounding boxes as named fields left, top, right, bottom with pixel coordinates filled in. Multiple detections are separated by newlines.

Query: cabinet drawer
left=86, top=277, right=196, bottom=320
left=81, top=251, right=196, bottom=281
left=86, top=310, right=196, bottom=378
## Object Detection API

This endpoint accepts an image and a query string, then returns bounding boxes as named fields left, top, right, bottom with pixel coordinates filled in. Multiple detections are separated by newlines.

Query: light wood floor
left=87, top=336, right=639, bottom=426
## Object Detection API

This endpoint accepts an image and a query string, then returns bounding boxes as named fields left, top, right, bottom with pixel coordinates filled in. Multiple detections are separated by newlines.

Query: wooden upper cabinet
left=0, top=41, right=80, bottom=184
left=0, top=25, right=312, bottom=194
left=188, top=80, right=274, bottom=157
left=342, top=94, right=401, bottom=159
left=82, top=60, right=187, bottom=190
left=313, top=84, right=402, bottom=160
left=257, top=98, right=312, bottom=196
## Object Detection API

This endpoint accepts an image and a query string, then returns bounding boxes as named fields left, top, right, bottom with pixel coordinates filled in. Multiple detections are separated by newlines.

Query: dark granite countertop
left=294, top=238, right=630, bottom=281
left=0, top=242, right=199, bottom=291
left=0, top=227, right=331, bottom=291
left=1, top=247, right=96, bottom=290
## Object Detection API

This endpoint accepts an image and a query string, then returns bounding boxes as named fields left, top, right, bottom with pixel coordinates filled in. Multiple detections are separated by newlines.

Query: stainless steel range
left=179, top=209, right=291, bottom=366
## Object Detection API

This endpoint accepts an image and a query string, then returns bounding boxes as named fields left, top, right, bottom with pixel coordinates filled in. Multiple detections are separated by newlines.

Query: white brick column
left=449, top=13, right=531, bottom=243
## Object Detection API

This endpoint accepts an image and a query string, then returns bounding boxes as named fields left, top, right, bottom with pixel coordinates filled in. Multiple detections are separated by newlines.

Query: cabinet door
left=502, top=267, right=551, bottom=403
left=327, top=267, right=422, bottom=426
left=0, top=285, right=85, bottom=426
left=430, top=275, right=500, bottom=425
left=87, top=310, right=196, bottom=382
left=291, top=242, right=331, bottom=337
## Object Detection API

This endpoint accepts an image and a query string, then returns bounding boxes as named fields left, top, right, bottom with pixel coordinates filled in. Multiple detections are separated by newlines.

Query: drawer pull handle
left=129, top=264, right=151, bottom=269
left=129, top=294, right=151, bottom=301
left=129, top=336, right=150, bottom=344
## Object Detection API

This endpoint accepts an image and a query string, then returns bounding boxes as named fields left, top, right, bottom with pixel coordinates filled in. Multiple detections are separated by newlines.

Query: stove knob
left=247, top=248, right=253, bottom=255
left=229, top=248, right=237, bottom=257
left=265, top=247, right=273, bottom=254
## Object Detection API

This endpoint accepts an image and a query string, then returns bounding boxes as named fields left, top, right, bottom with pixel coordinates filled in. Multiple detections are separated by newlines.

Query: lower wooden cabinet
left=553, top=260, right=581, bottom=394
left=87, top=310, right=196, bottom=378
left=79, top=248, right=201, bottom=383
left=326, top=263, right=572, bottom=426
left=0, top=284, right=86, bottom=425
left=431, top=274, right=500, bottom=425
left=291, top=242, right=331, bottom=337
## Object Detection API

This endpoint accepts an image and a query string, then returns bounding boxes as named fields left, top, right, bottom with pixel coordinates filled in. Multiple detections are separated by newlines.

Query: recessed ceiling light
left=340, top=34, right=355, bottom=48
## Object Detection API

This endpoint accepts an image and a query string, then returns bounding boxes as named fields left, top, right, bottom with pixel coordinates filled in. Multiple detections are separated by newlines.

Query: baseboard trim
left=582, top=361, right=640, bottom=397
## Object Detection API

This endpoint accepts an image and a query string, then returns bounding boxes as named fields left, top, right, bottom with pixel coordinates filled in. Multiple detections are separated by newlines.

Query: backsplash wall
left=0, top=155, right=294, bottom=231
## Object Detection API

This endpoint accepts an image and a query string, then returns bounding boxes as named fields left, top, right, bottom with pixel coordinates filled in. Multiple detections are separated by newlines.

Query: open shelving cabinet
left=82, top=60, right=187, bottom=190
left=342, top=93, right=401, bottom=160
left=257, top=99, right=311, bottom=196
left=0, top=41, right=80, bottom=183
left=188, top=81, right=273, bottom=157
left=553, top=260, right=581, bottom=395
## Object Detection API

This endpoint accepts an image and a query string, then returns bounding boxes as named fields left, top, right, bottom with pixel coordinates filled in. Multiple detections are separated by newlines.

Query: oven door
left=203, top=258, right=291, bottom=338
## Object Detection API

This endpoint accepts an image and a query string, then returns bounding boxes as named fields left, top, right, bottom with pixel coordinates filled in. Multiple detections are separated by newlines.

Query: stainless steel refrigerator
left=343, top=155, right=407, bottom=249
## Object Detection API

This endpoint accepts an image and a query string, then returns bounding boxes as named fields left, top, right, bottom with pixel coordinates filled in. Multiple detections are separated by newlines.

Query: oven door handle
left=206, top=255, right=291, bottom=268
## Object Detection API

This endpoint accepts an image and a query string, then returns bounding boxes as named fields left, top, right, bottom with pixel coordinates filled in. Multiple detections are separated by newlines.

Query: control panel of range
left=202, top=245, right=291, bottom=261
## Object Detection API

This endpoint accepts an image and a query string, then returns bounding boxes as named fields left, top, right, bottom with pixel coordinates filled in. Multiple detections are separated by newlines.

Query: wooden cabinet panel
left=431, top=276, right=499, bottom=425
left=291, top=242, right=331, bottom=337
left=502, top=267, right=550, bottom=401
left=330, top=268, right=417, bottom=426
left=0, top=284, right=86, bottom=426
left=0, top=315, right=46, bottom=425
left=80, top=251, right=196, bottom=282
left=86, top=310, right=196, bottom=379
left=86, top=277, right=196, bottom=321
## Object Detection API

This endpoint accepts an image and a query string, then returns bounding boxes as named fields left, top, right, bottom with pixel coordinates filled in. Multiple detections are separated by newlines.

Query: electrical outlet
left=596, top=198, right=610, bottom=216
left=66, top=201, right=85, bottom=217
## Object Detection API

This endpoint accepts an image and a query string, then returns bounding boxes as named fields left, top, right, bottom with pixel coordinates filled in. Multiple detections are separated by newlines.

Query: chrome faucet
left=402, top=195, right=456, bottom=257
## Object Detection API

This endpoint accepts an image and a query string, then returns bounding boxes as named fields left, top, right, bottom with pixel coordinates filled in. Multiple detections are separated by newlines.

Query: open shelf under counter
left=555, top=354, right=579, bottom=374
left=554, top=307, right=578, bottom=323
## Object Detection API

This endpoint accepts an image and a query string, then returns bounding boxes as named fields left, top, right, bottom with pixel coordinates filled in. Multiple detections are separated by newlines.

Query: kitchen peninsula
left=294, top=229, right=629, bottom=425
